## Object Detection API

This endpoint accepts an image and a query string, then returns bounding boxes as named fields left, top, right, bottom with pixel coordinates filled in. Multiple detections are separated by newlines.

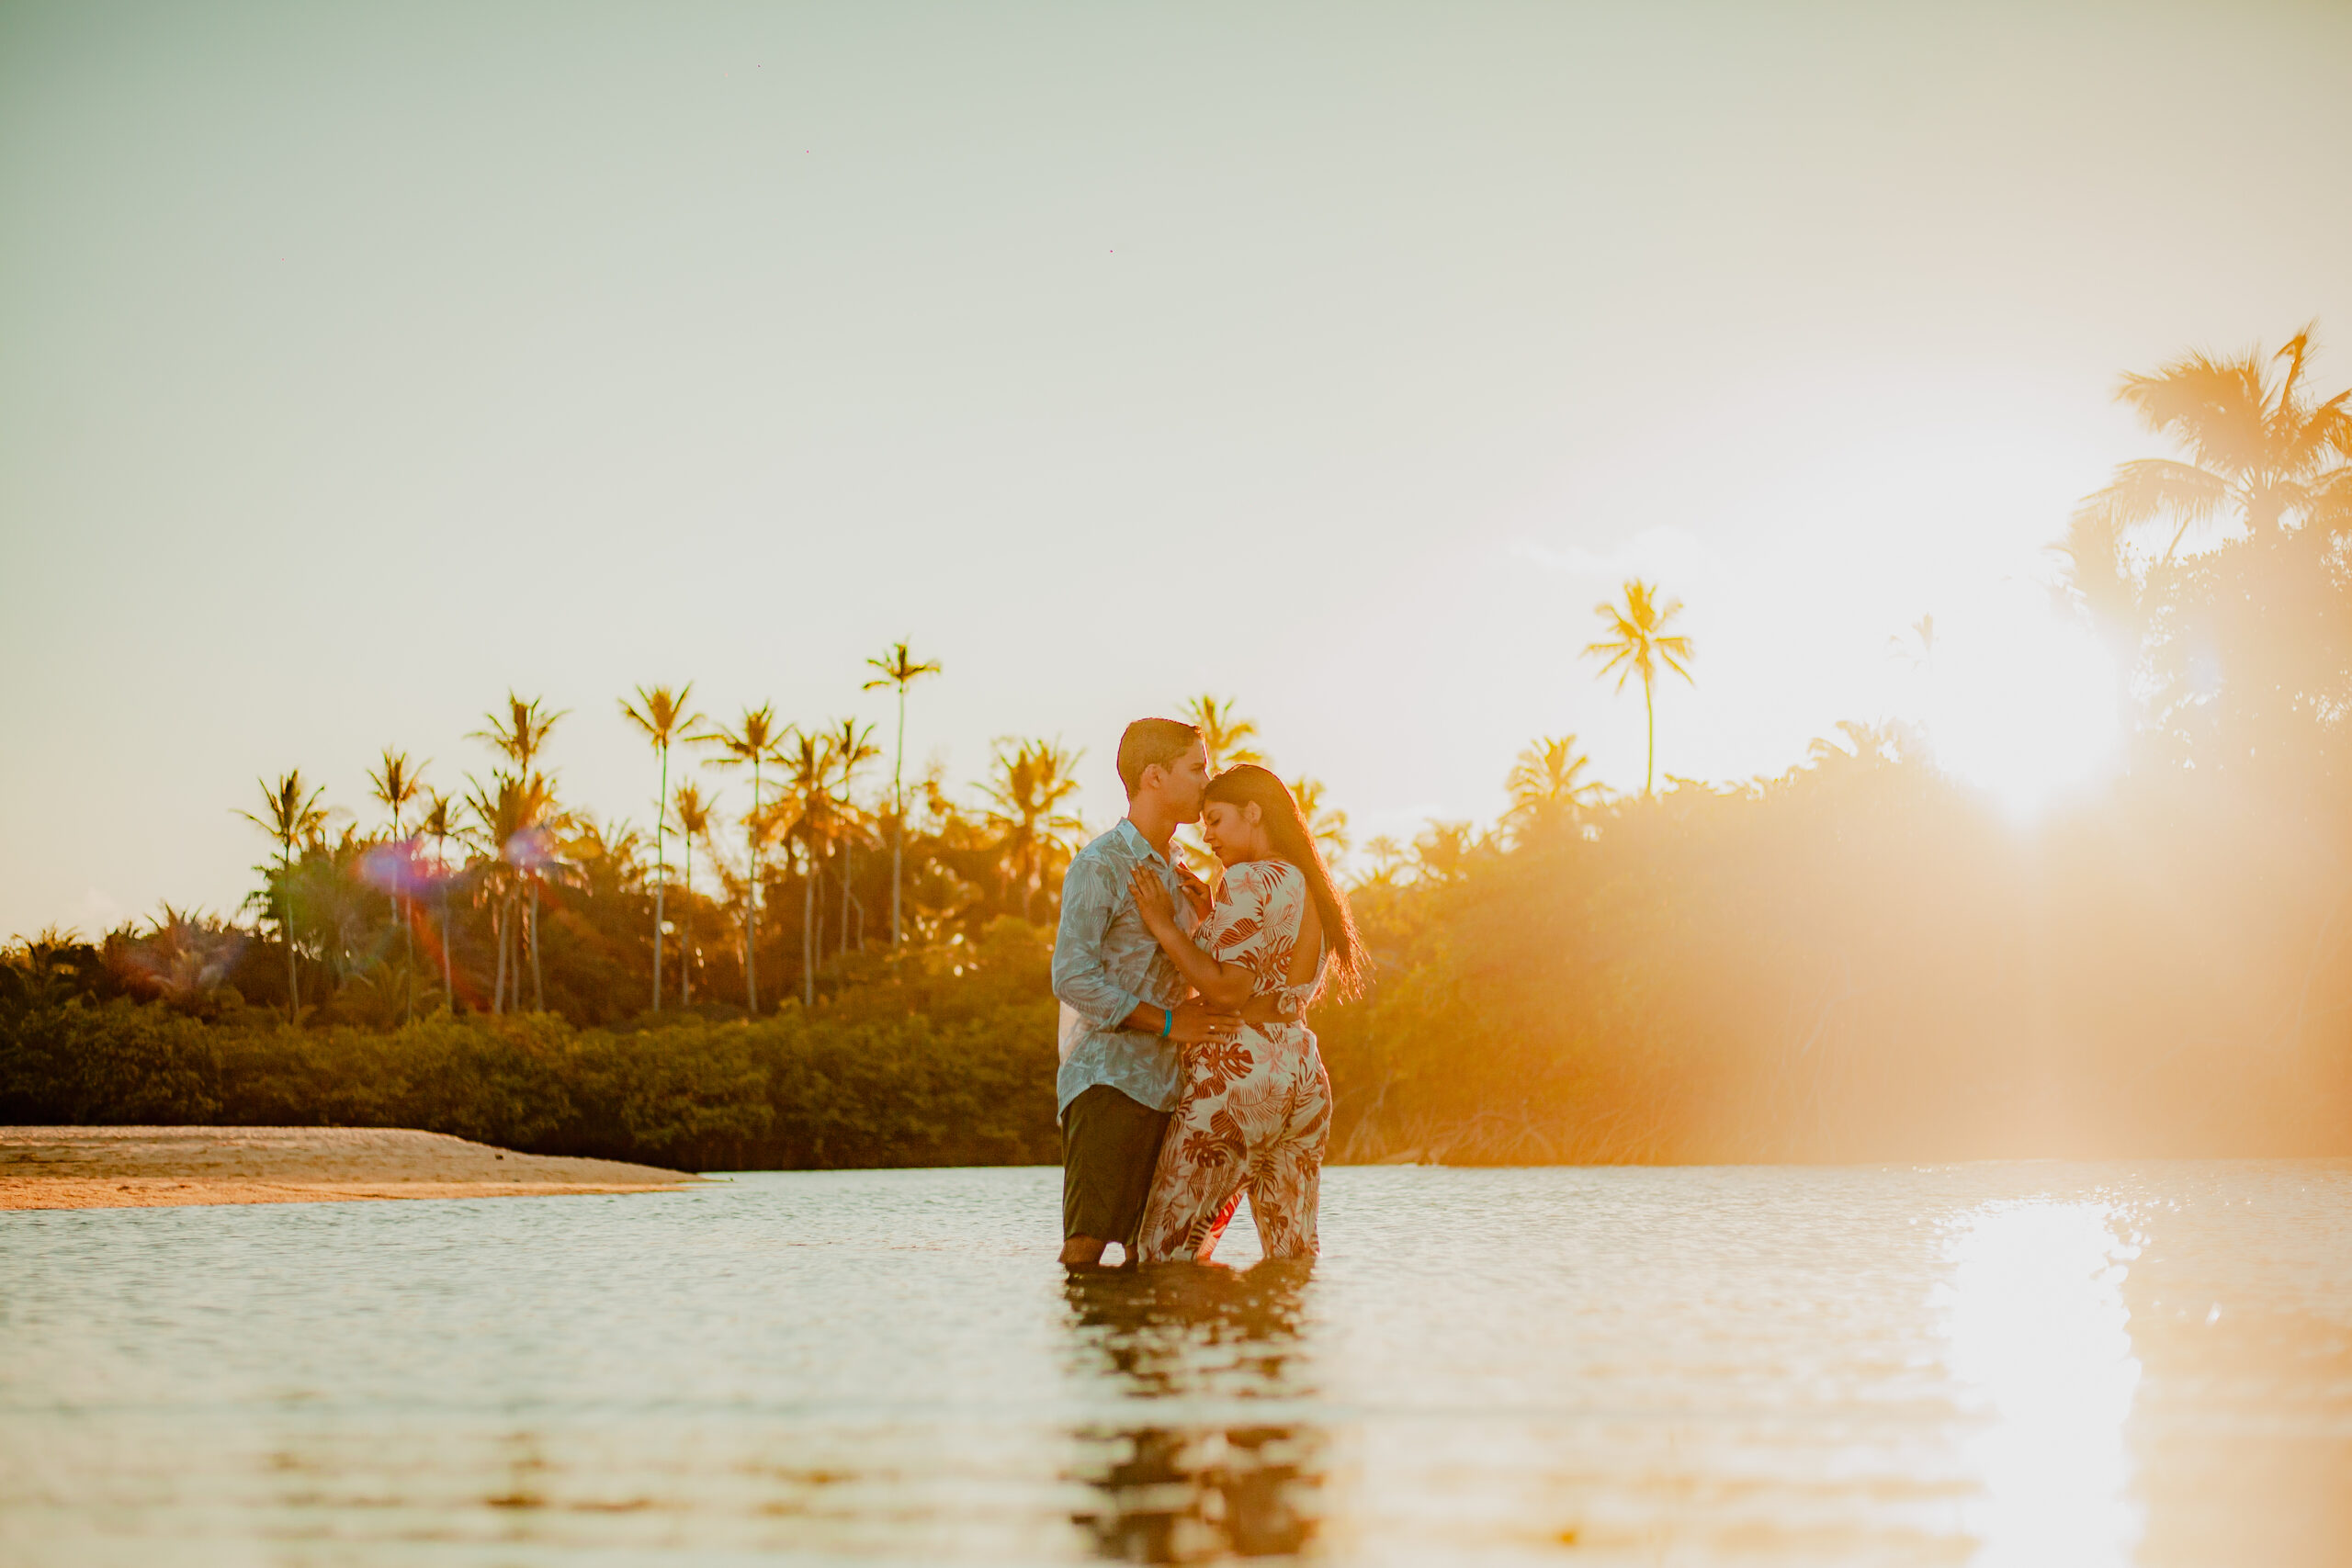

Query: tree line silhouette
left=6, top=328, right=2350, bottom=1165
left=141, top=648, right=1101, bottom=1029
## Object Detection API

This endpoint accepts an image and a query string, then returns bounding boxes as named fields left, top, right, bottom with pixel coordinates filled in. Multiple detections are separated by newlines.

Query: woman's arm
left=1127, top=865, right=1257, bottom=1010
left=1055, top=854, right=1239, bottom=1043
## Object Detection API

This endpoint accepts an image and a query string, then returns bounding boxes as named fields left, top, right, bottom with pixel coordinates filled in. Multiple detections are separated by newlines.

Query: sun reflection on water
left=1942, top=1201, right=2143, bottom=1568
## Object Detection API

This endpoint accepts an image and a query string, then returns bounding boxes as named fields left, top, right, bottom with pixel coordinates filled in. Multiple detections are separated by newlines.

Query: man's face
left=1159, top=741, right=1211, bottom=822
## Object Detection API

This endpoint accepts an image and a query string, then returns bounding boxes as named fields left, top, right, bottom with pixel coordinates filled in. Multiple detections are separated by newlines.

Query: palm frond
left=621, top=682, right=703, bottom=749
left=863, top=641, right=944, bottom=693
left=469, top=693, right=569, bottom=773
left=2117, top=350, right=2273, bottom=475
left=2278, top=389, right=2352, bottom=476
left=1180, top=694, right=1265, bottom=771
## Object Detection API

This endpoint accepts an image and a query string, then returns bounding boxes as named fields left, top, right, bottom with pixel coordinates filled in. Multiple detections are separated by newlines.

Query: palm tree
left=1288, top=775, right=1351, bottom=862
left=1180, top=694, right=1265, bottom=773
left=620, top=682, right=703, bottom=1014
left=1583, top=580, right=1695, bottom=798
left=2062, top=332, right=2352, bottom=750
left=239, top=771, right=328, bottom=1021
left=1504, top=735, right=1607, bottom=839
left=466, top=777, right=517, bottom=1015
left=471, top=693, right=567, bottom=774
left=697, top=705, right=787, bottom=1011
left=514, top=772, right=563, bottom=1011
left=863, top=642, right=944, bottom=946
left=779, top=728, right=836, bottom=1005
left=366, top=748, right=426, bottom=1021
left=367, top=749, right=424, bottom=843
left=417, top=787, right=458, bottom=1007
left=461, top=770, right=558, bottom=1013
left=1357, top=834, right=1409, bottom=889
left=462, top=772, right=519, bottom=1013
left=1170, top=696, right=1263, bottom=872
left=820, top=718, right=882, bottom=956
left=469, top=694, right=567, bottom=1008
left=979, top=738, right=1086, bottom=921
left=672, top=781, right=715, bottom=1007
left=2072, top=327, right=2352, bottom=565
left=1412, top=820, right=1477, bottom=882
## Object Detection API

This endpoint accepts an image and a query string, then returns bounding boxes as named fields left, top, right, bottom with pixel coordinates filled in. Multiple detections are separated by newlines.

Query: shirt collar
left=1114, top=817, right=1171, bottom=868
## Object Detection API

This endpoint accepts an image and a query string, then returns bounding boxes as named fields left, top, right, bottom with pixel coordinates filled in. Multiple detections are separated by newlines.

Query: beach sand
left=0, top=1126, right=710, bottom=1209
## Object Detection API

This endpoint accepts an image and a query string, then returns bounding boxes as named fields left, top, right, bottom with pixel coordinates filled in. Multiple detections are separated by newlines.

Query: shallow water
left=3, top=1163, right=2348, bottom=1566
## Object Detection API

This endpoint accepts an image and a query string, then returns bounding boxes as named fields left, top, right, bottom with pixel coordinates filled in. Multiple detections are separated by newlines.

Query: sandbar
left=0, top=1125, right=709, bottom=1210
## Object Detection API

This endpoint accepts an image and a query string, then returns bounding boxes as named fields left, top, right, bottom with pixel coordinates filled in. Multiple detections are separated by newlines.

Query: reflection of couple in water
left=1053, top=716, right=1367, bottom=1268
left=1064, top=1261, right=1325, bottom=1560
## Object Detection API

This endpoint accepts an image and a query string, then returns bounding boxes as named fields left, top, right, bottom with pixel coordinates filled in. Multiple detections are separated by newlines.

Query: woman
left=1125, top=764, right=1367, bottom=1263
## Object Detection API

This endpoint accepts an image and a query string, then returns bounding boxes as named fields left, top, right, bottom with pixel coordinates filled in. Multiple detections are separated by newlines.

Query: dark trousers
left=1061, top=1085, right=1171, bottom=1247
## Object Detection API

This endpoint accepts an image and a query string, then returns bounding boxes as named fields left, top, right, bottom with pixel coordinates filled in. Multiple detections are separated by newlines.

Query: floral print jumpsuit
left=1136, top=859, right=1332, bottom=1263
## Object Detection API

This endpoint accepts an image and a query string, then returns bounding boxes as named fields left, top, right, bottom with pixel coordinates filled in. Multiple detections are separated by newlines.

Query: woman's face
left=1199, top=799, right=1267, bottom=864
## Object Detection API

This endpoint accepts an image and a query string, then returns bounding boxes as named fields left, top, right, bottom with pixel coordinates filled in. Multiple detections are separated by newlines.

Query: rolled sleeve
left=1052, top=852, right=1143, bottom=1029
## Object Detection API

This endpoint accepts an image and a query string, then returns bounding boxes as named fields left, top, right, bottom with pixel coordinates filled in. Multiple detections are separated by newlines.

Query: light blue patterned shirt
left=1052, top=818, right=1196, bottom=1120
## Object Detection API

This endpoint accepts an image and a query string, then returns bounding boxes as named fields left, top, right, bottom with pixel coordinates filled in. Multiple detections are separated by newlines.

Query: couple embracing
left=1052, top=716, right=1367, bottom=1268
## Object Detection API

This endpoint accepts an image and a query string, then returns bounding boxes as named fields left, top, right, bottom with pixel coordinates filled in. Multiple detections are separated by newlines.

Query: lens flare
left=503, top=827, right=559, bottom=873
left=1917, top=589, right=2121, bottom=818
left=355, top=840, right=446, bottom=898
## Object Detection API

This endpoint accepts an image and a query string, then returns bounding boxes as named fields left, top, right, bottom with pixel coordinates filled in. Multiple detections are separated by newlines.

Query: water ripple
left=3, top=1162, right=2347, bottom=1564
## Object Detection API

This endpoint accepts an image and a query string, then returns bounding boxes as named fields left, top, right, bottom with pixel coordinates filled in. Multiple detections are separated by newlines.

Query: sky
left=4, top=0, right=2350, bottom=938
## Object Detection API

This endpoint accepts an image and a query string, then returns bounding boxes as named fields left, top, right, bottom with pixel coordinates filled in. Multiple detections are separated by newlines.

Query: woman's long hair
left=1203, top=763, right=1368, bottom=1000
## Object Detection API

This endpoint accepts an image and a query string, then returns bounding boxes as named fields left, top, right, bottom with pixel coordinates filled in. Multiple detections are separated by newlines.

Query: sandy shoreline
left=0, top=1126, right=710, bottom=1210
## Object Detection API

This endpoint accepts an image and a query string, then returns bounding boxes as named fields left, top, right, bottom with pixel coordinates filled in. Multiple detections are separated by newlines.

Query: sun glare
left=1943, top=1201, right=2143, bottom=1566
left=1917, top=591, right=2121, bottom=818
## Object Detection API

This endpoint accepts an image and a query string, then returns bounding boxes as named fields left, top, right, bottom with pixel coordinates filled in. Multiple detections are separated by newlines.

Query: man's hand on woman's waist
left=1117, top=998, right=1238, bottom=1045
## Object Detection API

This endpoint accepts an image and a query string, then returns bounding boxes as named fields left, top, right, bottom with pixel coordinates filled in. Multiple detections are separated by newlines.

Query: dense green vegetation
left=1, top=922, right=1058, bottom=1170
left=6, top=331, right=2352, bottom=1165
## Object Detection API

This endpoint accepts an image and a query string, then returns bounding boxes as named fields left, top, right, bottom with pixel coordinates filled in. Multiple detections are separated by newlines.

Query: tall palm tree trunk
left=745, top=765, right=762, bottom=1013
left=529, top=882, right=544, bottom=1011
left=401, top=897, right=415, bottom=1024
left=395, top=815, right=414, bottom=1026
left=439, top=884, right=454, bottom=1009
left=280, top=849, right=299, bottom=1022
left=814, top=855, right=828, bottom=963
left=491, top=898, right=508, bottom=1014
left=890, top=688, right=907, bottom=945
left=1644, top=674, right=1657, bottom=798
left=392, top=807, right=413, bottom=1026
left=650, top=743, right=668, bottom=1013
left=680, top=840, right=694, bottom=1008
left=744, top=818, right=761, bottom=1014
left=802, top=843, right=817, bottom=1007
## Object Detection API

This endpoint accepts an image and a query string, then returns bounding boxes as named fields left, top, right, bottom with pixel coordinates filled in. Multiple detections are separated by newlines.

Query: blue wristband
left=1160, top=1007, right=1174, bottom=1040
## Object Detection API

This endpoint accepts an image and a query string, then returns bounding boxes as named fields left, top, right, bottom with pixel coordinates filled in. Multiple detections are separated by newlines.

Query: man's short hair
left=1117, top=717, right=1202, bottom=796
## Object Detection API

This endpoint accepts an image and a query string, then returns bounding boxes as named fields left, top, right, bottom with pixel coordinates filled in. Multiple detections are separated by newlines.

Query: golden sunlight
left=1917, top=589, right=2123, bottom=818
left=1943, top=1202, right=2143, bottom=1567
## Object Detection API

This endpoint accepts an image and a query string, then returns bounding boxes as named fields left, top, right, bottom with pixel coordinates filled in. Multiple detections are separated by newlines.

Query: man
left=1053, top=716, right=1275, bottom=1267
